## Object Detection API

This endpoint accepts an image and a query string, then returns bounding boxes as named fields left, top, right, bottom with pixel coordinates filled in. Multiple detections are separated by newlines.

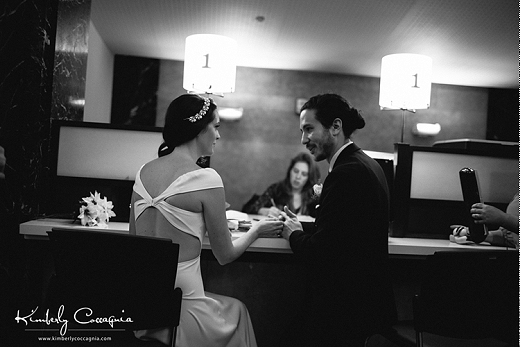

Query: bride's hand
left=252, top=218, right=283, bottom=238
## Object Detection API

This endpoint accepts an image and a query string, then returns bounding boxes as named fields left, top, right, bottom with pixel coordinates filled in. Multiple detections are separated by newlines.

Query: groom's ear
left=330, top=118, right=342, bottom=136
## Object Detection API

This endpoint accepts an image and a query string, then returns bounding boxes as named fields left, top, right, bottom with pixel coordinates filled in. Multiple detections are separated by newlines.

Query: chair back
left=47, top=228, right=181, bottom=331
left=414, top=250, right=518, bottom=343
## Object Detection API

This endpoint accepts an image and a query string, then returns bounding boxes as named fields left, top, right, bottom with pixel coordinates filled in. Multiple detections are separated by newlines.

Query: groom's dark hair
left=300, top=93, right=365, bottom=138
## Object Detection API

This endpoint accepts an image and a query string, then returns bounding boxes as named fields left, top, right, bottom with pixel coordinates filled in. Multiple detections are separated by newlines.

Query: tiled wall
left=157, top=60, right=489, bottom=210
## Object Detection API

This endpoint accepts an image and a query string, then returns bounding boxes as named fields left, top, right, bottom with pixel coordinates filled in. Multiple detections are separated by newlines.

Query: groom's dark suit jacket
left=286, top=143, right=397, bottom=344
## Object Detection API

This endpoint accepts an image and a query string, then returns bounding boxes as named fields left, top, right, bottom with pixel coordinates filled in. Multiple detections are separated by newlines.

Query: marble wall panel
left=0, top=0, right=60, bottom=324
left=0, top=1, right=95, bottom=331
left=111, top=54, right=159, bottom=126
left=0, top=0, right=59, bottom=221
left=51, top=0, right=91, bottom=121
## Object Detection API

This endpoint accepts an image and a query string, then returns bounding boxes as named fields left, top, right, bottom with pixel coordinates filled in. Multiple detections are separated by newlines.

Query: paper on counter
left=226, top=210, right=249, bottom=221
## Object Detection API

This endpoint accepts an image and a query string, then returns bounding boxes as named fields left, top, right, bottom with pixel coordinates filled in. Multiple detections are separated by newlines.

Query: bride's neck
left=172, top=142, right=201, bottom=163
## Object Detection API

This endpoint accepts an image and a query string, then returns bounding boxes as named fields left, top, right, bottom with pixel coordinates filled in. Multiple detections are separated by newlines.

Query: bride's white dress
left=132, top=167, right=257, bottom=347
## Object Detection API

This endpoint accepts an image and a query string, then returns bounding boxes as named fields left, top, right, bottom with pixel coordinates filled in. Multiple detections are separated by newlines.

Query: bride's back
left=133, top=155, right=208, bottom=262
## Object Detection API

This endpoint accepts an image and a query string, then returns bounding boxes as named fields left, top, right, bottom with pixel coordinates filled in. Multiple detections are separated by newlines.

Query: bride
left=129, top=94, right=283, bottom=346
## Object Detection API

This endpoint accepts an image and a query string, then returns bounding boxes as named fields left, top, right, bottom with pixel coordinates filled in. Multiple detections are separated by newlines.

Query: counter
left=19, top=218, right=511, bottom=256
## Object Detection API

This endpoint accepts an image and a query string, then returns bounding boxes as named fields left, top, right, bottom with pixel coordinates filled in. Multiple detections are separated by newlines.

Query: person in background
left=279, top=93, right=397, bottom=346
left=129, top=94, right=283, bottom=347
left=451, top=193, right=518, bottom=249
left=243, top=152, right=320, bottom=217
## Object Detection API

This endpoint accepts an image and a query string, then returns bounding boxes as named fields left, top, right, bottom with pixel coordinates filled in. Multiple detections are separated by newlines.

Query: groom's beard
left=313, top=131, right=335, bottom=162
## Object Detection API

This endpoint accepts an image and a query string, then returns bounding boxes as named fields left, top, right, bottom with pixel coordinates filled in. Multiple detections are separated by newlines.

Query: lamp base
left=399, top=108, right=416, bottom=143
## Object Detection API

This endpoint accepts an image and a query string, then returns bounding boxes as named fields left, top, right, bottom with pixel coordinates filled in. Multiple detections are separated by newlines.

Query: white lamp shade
left=379, top=53, right=432, bottom=110
left=183, top=34, right=237, bottom=94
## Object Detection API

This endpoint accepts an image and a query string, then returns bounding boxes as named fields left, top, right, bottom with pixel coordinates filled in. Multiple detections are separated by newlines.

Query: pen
left=270, top=198, right=276, bottom=207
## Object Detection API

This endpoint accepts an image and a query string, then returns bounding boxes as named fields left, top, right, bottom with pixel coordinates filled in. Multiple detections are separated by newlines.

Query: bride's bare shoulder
left=140, top=156, right=201, bottom=194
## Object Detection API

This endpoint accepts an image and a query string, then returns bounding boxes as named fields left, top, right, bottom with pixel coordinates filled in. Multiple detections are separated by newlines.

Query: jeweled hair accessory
left=184, top=97, right=211, bottom=122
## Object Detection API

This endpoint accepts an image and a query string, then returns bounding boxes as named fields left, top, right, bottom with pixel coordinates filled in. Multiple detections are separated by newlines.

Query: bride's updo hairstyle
left=300, top=93, right=365, bottom=138
left=158, top=94, right=217, bottom=157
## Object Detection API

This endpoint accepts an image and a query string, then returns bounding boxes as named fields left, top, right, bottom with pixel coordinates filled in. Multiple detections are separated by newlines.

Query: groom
left=279, top=94, right=397, bottom=347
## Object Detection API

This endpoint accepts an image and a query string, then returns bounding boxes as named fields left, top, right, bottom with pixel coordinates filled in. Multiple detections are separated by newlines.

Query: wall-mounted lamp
left=183, top=34, right=237, bottom=96
left=379, top=53, right=433, bottom=142
left=412, top=123, right=441, bottom=137
left=218, top=107, right=243, bottom=121
left=68, top=97, right=85, bottom=108
left=295, top=98, right=307, bottom=114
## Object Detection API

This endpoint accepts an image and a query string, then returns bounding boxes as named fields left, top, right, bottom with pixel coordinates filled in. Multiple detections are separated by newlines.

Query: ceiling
left=91, top=0, right=518, bottom=89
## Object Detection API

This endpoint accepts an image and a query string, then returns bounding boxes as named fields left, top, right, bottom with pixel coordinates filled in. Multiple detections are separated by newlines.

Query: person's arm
left=286, top=169, right=361, bottom=263
left=484, top=228, right=517, bottom=247
left=203, top=187, right=282, bottom=265
left=471, top=203, right=518, bottom=233
left=450, top=224, right=517, bottom=247
left=288, top=163, right=385, bottom=262
left=496, top=213, right=518, bottom=233
left=287, top=175, right=334, bottom=260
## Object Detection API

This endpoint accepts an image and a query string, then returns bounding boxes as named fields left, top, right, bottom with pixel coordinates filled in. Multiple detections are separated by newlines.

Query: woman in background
left=129, top=94, right=283, bottom=347
left=243, top=152, right=320, bottom=217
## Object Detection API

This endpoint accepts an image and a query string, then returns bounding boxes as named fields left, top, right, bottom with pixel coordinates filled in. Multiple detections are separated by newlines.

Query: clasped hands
left=267, top=206, right=302, bottom=240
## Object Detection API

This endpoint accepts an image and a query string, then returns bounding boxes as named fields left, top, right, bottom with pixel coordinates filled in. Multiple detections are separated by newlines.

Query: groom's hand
left=280, top=206, right=302, bottom=240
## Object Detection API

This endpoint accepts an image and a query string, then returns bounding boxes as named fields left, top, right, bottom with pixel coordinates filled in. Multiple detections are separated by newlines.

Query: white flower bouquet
left=78, top=191, right=116, bottom=228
